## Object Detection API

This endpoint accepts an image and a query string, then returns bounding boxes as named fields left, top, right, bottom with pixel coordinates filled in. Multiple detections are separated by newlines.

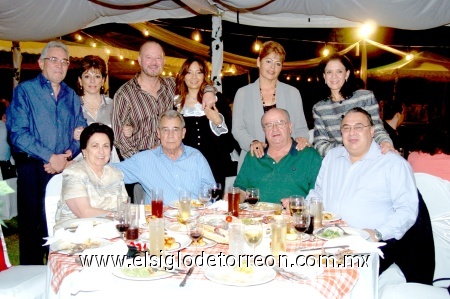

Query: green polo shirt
left=235, top=140, right=322, bottom=203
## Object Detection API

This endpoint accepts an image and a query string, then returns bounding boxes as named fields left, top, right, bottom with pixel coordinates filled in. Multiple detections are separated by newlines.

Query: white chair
left=0, top=178, right=18, bottom=221
left=224, top=176, right=236, bottom=193
left=379, top=173, right=450, bottom=299
left=0, top=226, right=47, bottom=299
left=44, top=174, right=63, bottom=237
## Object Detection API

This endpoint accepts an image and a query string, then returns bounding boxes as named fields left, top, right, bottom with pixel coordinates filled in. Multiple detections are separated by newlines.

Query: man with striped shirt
left=112, top=41, right=216, bottom=159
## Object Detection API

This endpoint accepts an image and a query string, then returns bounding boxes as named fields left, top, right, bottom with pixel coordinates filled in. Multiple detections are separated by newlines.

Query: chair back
left=44, top=173, right=63, bottom=237
left=414, top=173, right=450, bottom=287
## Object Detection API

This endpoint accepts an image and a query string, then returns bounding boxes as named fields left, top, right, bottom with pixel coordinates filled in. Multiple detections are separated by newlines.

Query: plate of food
left=205, top=265, right=276, bottom=286
left=112, top=266, right=174, bottom=281
left=163, top=209, right=199, bottom=219
left=168, top=200, right=205, bottom=210
left=322, top=211, right=342, bottom=223
left=58, top=218, right=111, bottom=231
left=189, top=237, right=217, bottom=249
left=242, top=202, right=282, bottom=214
left=314, top=226, right=370, bottom=241
left=139, top=233, right=191, bottom=252
left=50, top=237, right=110, bottom=254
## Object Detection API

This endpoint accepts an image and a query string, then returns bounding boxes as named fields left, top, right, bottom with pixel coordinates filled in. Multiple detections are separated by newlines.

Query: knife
left=298, top=245, right=349, bottom=252
left=179, top=266, right=194, bottom=287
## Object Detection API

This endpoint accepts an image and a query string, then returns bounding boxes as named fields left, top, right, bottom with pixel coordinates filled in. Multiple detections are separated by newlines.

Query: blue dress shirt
left=114, top=144, right=215, bottom=204
left=6, top=74, right=87, bottom=163
left=308, top=140, right=418, bottom=240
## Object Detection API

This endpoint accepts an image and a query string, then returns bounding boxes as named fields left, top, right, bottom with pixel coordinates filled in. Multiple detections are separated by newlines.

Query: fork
left=335, top=224, right=351, bottom=236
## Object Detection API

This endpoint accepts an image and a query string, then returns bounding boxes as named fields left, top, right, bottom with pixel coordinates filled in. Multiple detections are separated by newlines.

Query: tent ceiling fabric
left=1, top=0, right=450, bottom=41
left=368, top=51, right=450, bottom=82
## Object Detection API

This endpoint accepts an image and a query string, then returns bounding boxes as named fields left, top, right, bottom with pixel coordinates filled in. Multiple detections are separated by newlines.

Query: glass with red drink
left=227, top=187, right=240, bottom=217
left=151, top=188, right=164, bottom=218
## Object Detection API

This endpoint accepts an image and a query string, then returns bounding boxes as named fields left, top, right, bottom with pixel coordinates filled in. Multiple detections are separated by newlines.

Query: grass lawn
left=2, top=217, right=19, bottom=265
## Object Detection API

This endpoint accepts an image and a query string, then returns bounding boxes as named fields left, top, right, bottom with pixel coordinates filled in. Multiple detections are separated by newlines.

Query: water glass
left=148, top=218, right=165, bottom=257
left=310, top=197, right=323, bottom=229
left=270, top=218, right=287, bottom=261
left=228, top=222, right=245, bottom=260
left=178, top=190, right=191, bottom=224
left=151, top=188, right=164, bottom=218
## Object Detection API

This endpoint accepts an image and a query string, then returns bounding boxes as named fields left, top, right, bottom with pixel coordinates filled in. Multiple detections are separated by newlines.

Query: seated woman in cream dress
left=55, top=123, right=128, bottom=223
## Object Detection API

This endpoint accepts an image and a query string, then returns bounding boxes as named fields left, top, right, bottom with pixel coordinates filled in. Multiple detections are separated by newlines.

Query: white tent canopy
left=1, top=0, right=450, bottom=42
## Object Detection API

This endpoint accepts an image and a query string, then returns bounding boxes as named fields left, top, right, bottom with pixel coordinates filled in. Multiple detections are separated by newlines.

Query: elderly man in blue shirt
left=115, top=110, right=215, bottom=204
left=7, top=41, right=87, bottom=265
left=308, top=107, right=434, bottom=285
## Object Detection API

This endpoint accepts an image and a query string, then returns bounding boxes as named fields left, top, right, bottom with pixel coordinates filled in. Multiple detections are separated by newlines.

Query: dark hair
left=0, top=99, right=8, bottom=117
left=175, top=57, right=212, bottom=109
left=412, top=122, right=450, bottom=155
left=344, top=107, right=374, bottom=126
left=383, top=101, right=404, bottom=120
left=354, top=77, right=365, bottom=90
left=317, top=53, right=356, bottom=101
left=80, top=123, right=114, bottom=150
left=77, top=55, right=107, bottom=95
left=259, top=41, right=286, bottom=63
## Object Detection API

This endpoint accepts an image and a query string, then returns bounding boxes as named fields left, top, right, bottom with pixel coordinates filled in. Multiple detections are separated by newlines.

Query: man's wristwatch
left=374, top=229, right=382, bottom=241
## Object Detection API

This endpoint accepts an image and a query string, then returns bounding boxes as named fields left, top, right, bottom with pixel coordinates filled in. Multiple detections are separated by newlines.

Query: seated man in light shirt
left=234, top=108, right=322, bottom=203
left=307, top=107, right=434, bottom=284
left=114, top=110, right=215, bottom=203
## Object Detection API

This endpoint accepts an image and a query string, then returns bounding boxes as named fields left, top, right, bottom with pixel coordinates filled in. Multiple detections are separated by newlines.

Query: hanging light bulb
left=144, top=29, right=149, bottom=36
left=406, top=53, right=414, bottom=61
left=322, top=48, right=330, bottom=57
left=105, top=48, right=110, bottom=54
left=131, top=60, right=135, bottom=65
left=286, top=75, right=291, bottom=81
left=191, top=30, right=201, bottom=42
left=75, top=34, right=82, bottom=41
left=92, top=42, right=97, bottom=48
left=119, top=54, right=124, bottom=60
left=296, top=76, right=301, bottom=81
left=253, top=38, right=262, bottom=53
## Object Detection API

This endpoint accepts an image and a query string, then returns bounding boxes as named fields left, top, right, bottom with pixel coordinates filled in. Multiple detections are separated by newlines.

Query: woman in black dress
left=174, top=57, right=235, bottom=195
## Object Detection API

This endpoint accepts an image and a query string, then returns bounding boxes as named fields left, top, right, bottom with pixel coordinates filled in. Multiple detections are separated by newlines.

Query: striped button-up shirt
left=112, top=74, right=175, bottom=158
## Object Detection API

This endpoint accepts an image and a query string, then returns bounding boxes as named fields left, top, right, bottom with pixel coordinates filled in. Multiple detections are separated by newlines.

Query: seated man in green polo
left=234, top=108, right=322, bottom=203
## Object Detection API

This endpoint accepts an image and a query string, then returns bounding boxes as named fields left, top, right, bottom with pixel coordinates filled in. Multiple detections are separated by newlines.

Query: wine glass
left=186, top=218, right=203, bottom=256
left=209, top=182, right=222, bottom=204
left=289, top=195, right=304, bottom=216
left=245, top=188, right=260, bottom=210
left=292, top=209, right=311, bottom=250
left=243, top=220, right=263, bottom=265
left=198, top=187, right=211, bottom=215
left=115, top=203, right=129, bottom=240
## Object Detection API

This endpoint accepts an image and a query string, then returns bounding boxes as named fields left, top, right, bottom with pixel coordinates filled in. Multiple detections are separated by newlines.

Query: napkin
left=79, top=239, right=128, bottom=268
left=209, top=200, right=228, bottom=211
left=324, top=235, right=386, bottom=258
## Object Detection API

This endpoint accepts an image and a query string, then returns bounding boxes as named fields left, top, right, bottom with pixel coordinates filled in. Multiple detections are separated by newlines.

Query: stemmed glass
left=186, top=218, right=203, bottom=256
left=289, top=195, right=304, bottom=216
left=209, top=183, right=222, bottom=204
left=198, top=187, right=211, bottom=215
left=115, top=203, right=129, bottom=240
left=243, top=220, right=263, bottom=266
left=245, top=188, right=260, bottom=209
left=292, top=209, right=311, bottom=250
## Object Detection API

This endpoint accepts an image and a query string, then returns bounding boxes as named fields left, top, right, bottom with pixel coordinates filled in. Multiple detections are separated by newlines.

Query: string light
left=253, top=38, right=262, bottom=53
left=322, top=48, right=330, bottom=57
left=406, top=53, right=414, bottom=60
left=92, top=42, right=97, bottom=48
left=144, top=30, right=149, bottom=36
left=131, top=60, right=135, bottom=65
left=286, top=75, right=291, bottom=81
left=119, top=54, right=124, bottom=60
left=105, top=49, right=110, bottom=54
left=75, top=34, right=82, bottom=41
left=296, top=76, right=301, bottom=81
left=191, top=30, right=201, bottom=42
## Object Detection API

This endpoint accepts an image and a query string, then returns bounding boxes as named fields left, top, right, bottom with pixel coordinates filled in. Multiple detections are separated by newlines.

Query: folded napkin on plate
left=91, top=222, right=120, bottom=239
left=324, top=235, right=386, bottom=258
left=208, top=200, right=228, bottom=211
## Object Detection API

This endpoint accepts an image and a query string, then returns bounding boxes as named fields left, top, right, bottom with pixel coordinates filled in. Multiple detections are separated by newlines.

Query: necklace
left=260, top=85, right=276, bottom=106
left=82, top=96, right=101, bottom=114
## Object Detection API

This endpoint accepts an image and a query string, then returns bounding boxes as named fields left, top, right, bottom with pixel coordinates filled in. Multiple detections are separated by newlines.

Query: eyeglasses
left=43, top=57, right=70, bottom=66
left=341, top=123, right=371, bottom=133
left=160, top=127, right=182, bottom=134
left=262, top=120, right=289, bottom=130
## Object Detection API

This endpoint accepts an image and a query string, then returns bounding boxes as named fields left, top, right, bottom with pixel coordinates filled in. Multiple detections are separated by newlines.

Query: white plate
left=322, top=211, right=342, bottom=223
left=199, top=214, right=236, bottom=229
left=314, top=227, right=370, bottom=241
left=242, top=202, right=282, bottom=213
left=50, top=238, right=110, bottom=254
left=112, top=267, right=174, bottom=281
left=286, top=232, right=310, bottom=242
left=189, top=237, right=217, bottom=249
left=139, top=232, right=191, bottom=252
left=163, top=209, right=199, bottom=219
left=168, top=200, right=205, bottom=209
left=205, top=266, right=276, bottom=286
left=59, top=218, right=111, bottom=230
